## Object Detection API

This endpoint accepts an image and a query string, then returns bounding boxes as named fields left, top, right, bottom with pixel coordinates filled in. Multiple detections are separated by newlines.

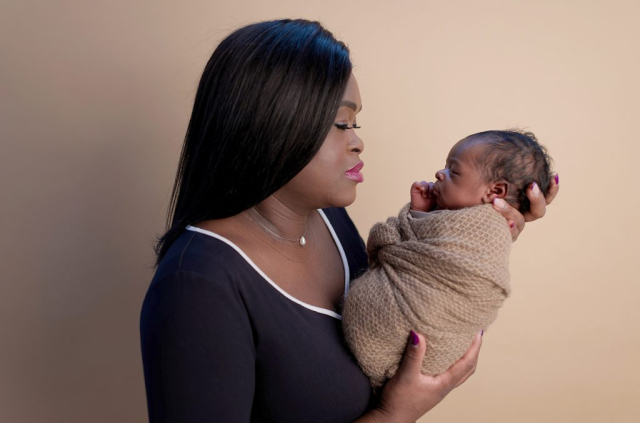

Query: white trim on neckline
left=185, top=209, right=350, bottom=320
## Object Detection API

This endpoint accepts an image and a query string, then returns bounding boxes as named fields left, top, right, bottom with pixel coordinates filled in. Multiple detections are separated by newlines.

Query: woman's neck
left=249, top=194, right=312, bottom=241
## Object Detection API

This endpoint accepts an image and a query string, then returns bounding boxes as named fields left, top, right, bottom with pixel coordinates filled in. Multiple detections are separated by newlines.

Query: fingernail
left=531, top=181, right=540, bottom=195
left=410, top=330, right=419, bottom=346
left=509, top=221, right=515, bottom=229
left=554, top=174, right=559, bottom=185
left=493, top=198, right=506, bottom=209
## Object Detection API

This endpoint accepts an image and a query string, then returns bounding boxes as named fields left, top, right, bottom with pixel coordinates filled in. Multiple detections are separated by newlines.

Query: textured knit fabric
left=342, top=203, right=512, bottom=388
left=140, top=208, right=375, bottom=423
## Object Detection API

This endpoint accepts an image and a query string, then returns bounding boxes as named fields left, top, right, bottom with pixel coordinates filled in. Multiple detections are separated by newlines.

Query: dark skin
left=410, top=137, right=559, bottom=233
left=197, top=199, right=346, bottom=312
left=195, top=74, right=560, bottom=423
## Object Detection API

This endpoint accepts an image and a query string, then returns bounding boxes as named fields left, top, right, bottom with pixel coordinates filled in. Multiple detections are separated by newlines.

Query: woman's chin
left=326, top=189, right=358, bottom=209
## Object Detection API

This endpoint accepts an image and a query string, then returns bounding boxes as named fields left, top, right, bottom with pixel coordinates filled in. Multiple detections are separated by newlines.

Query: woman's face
left=278, top=73, right=364, bottom=210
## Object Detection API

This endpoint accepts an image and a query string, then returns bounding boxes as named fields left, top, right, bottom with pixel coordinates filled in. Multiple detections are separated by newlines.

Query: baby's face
left=433, top=139, right=491, bottom=210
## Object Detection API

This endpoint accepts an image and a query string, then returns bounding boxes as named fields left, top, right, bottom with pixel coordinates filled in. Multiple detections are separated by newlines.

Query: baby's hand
left=410, top=181, right=436, bottom=212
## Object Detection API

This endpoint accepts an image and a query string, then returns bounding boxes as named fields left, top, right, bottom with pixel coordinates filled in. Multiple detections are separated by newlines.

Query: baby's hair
left=467, top=129, right=553, bottom=213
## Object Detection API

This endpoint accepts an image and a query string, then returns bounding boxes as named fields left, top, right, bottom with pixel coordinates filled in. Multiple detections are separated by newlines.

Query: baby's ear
left=482, top=181, right=508, bottom=203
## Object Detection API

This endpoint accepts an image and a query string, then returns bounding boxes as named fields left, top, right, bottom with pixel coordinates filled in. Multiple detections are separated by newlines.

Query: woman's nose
left=349, top=132, right=364, bottom=154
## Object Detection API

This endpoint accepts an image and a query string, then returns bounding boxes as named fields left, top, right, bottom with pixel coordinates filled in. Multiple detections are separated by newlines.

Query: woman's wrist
left=353, top=407, right=396, bottom=423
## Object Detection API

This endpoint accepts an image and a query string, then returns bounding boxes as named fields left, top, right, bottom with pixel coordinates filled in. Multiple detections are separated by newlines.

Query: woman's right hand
left=362, top=331, right=483, bottom=423
left=493, top=173, right=560, bottom=241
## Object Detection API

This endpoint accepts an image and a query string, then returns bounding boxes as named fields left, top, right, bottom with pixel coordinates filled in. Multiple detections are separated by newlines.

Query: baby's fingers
left=425, top=182, right=435, bottom=199
left=419, top=181, right=429, bottom=198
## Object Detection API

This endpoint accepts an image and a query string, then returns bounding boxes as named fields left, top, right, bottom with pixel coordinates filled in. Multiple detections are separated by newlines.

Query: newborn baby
left=343, top=129, right=553, bottom=389
left=410, top=129, right=553, bottom=214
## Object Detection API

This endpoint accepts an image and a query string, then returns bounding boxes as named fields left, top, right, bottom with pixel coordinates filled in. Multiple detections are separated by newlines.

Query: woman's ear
left=482, top=181, right=508, bottom=203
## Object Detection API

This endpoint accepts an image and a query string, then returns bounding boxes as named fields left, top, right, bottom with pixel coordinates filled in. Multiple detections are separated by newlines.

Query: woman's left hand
left=492, top=173, right=559, bottom=241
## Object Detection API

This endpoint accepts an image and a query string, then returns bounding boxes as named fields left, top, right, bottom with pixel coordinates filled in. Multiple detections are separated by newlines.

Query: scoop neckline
left=185, top=209, right=350, bottom=320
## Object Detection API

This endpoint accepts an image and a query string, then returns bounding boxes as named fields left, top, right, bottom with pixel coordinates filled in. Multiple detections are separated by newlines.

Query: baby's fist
left=410, top=181, right=436, bottom=212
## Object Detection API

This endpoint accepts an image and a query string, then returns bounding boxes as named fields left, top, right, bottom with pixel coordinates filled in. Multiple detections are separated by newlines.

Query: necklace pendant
left=299, top=236, right=306, bottom=246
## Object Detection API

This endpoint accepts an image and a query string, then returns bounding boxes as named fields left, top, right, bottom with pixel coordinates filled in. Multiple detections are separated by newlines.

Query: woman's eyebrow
left=340, top=100, right=362, bottom=112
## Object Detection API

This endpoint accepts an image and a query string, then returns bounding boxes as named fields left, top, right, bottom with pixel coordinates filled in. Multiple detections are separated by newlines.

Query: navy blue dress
left=140, top=208, right=375, bottom=422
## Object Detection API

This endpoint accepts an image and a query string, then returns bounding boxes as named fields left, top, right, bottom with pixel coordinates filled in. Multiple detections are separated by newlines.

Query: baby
left=410, top=129, right=553, bottom=214
left=343, top=129, right=553, bottom=389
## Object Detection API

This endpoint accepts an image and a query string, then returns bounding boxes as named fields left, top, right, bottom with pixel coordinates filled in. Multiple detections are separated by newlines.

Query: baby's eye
left=334, top=123, right=361, bottom=130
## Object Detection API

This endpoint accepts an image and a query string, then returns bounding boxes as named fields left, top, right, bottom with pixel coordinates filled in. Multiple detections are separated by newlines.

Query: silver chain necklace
left=249, top=207, right=308, bottom=246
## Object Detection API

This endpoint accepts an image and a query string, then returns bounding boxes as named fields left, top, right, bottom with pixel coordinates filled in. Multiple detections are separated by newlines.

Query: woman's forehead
left=341, top=74, right=362, bottom=110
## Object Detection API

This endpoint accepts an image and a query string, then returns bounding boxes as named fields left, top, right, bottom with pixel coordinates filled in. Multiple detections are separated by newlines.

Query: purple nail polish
left=509, top=222, right=515, bottom=229
left=410, top=330, right=419, bottom=346
left=481, top=330, right=484, bottom=336
left=554, top=174, right=559, bottom=185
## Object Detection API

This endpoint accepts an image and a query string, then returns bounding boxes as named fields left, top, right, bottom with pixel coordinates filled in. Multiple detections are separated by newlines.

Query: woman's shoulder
left=152, top=228, right=252, bottom=287
left=142, top=229, right=256, bottom=327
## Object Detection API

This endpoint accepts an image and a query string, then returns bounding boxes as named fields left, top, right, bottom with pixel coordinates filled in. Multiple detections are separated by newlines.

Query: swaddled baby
left=342, top=129, right=554, bottom=388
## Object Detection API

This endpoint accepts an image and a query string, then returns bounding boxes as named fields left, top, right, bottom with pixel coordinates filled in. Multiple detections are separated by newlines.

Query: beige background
left=2, top=1, right=639, bottom=422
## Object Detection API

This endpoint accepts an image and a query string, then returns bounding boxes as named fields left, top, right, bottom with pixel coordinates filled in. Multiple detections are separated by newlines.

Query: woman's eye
left=334, top=123, right=361, bottom=130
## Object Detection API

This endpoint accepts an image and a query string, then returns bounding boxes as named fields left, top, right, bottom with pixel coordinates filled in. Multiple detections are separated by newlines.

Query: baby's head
left=433, top=129, right=553, bottom=213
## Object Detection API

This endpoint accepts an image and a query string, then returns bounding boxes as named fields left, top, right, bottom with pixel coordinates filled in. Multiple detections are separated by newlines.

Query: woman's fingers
left=435, top=331, right=482, bottom=390
left=373, top=331, right=483, bottom=422
left=493, top=172, right=559, bottom=239
left=523, top=182, right=546, bottom=221
left=524, top=173, right=560, bottom=222
left=492, top=198, right=525, bottom=241
left=451, top=332, right=483, bottom=388
left=395, top=331, right=427, bottom=383
left=546, top=173, right=559, bottom=204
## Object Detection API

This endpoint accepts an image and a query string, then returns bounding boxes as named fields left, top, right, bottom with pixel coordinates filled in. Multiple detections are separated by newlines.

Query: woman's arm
left=140, top=271, right=255, bottom=422
left=354, top=331, right=483, bottom=423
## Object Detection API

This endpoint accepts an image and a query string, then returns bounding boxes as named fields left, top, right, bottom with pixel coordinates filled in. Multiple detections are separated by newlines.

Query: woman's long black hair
left=155, top=19, right=352, bottom=266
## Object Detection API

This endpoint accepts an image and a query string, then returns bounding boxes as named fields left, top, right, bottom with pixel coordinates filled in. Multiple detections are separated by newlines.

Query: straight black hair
left=470, top=129, right=553, bottom=213
left=155, top=19, right=352, bottom=266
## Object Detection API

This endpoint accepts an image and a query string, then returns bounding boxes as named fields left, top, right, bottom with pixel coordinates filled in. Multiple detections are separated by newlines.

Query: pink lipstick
left=345, top=161, right=364, bottom=183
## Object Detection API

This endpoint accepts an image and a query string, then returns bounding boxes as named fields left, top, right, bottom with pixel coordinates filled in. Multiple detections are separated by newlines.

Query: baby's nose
left=435, top=170, right=445, bottom=180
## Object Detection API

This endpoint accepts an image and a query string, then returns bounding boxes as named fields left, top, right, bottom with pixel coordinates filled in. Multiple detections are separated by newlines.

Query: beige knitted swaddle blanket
left=342, top=203, right=512, bottom=388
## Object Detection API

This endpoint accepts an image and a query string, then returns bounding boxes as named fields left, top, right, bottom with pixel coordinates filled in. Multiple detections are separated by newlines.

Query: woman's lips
left=345, top=160, right=364, bottom=183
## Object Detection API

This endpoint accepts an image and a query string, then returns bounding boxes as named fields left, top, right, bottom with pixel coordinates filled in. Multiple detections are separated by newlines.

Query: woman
left=140, top=19, right=558, bottom=423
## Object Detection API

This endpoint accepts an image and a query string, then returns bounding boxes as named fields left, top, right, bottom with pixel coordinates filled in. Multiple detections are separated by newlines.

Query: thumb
left=396, top=330, right=426, bottom=381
